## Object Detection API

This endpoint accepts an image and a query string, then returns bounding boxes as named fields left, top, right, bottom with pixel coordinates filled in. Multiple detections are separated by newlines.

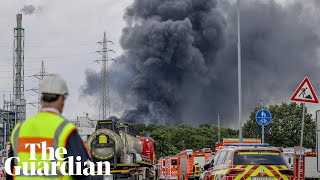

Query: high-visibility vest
left=10, top=111, right=77, bottom=180
left=193, top=164, right=201, bottom=176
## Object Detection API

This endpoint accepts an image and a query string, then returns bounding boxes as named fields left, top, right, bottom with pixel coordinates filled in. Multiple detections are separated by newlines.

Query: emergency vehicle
left=158, top=148, right=212, bottom=180
left=166, top=156, right=178, bottom=180
left=177, top=148, right=212, bottom=180
left=281, top=147, right=320, bottom=180
left=158, top=156, right=178, bottom=180
left=158, top=157, right=168, bottom=180
left=304, top=151, right=319, bottom=180
left=202, top=143, right=294, bottom=180
left=214, top=138, right=261, bottom=153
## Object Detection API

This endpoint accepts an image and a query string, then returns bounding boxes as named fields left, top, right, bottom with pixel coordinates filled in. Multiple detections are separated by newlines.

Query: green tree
left=243, top=102, right=316, bottom=148
left=133, top=124, right=147, bottom=134
left=134, top=123, right=234, bottom=157
left=151, top=126, right=179, bottom=157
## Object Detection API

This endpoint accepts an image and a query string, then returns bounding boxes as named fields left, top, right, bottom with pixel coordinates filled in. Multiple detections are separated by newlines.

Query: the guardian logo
left=4, top=141, right=111, bottom=176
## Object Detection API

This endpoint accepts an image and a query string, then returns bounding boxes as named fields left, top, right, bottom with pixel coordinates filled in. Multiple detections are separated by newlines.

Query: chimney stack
left=17, top=14, right=22, bottom=28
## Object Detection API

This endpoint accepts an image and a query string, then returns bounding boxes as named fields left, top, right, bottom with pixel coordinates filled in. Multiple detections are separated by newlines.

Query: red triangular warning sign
left=290, top=77, right=319, bottom=103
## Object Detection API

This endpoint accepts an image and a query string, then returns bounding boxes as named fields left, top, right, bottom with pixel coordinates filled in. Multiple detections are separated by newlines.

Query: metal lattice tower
left=29, top=61, right=50, bottom=110
left=3, top=94, right=14, bottom=111
left=13, top=14, right=26, bottom=124
left=96, top=32, right=116, bottom=120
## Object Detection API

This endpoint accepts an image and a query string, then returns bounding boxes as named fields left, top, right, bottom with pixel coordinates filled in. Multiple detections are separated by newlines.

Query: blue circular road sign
left=255, top=109, right=272, bottom=126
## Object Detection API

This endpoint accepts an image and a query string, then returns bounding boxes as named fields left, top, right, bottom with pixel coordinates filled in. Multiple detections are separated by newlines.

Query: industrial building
left=71, top=113, right=97, bottom=142
left=0, top=110, right=16, bottom=149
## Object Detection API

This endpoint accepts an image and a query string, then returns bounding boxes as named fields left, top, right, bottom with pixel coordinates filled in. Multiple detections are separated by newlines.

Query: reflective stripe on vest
left=10, top=112, right=77, bottom=180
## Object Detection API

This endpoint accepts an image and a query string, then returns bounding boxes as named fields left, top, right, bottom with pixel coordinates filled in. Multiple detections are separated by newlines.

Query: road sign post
left=316, top=110, right=320, bottom=173
left=256, top=109, right=272, bottom=143
left=298, top=102, right=305, bottom=180
left=290, top=77, right=319, bottom=179
left=262, top=125, right=265, bottom=143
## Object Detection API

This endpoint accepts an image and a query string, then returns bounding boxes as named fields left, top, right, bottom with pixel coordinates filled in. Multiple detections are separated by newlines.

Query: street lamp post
left=237, top=0, right=243, bottom=143
left=260, top=100, right=264, bottom=143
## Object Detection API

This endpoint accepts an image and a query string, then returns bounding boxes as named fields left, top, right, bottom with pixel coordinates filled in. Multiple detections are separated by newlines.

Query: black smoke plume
left=21, top=5, right=36, bottom=15
left=81, top=69, right=101, bottom=96
left=81, top=0, right=320, bottom=126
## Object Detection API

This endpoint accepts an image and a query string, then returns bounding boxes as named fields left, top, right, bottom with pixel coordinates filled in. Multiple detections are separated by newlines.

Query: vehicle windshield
left=233, top=151, right=287, bottom=165
left=194, top=156, right=206, bottom=168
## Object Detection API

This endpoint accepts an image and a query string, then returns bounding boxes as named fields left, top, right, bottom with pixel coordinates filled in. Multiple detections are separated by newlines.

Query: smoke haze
left=21, top=5, right=36, bottom=15
left=80, top=0, right=320, bottom=127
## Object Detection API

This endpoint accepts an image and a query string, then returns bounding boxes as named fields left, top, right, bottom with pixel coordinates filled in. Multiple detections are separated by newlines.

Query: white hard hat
left=40, top=74, right=68, bottom=96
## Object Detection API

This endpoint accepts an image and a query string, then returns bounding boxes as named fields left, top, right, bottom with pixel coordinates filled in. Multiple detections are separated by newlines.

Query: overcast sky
left=1, top=0, right=319, bottom=128
left=0, top=0, right=133, bottom=120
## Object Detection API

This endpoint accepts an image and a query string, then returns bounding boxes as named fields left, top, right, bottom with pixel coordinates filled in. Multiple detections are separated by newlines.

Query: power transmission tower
left=28, top=61, right=51, bottom=110
left=95, top=32, right=116, bottom=120
left=13, top=14, right=26, bottom=125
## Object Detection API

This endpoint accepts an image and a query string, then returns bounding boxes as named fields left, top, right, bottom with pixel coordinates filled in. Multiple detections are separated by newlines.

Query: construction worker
left=6, top=74, right=101, bottom=180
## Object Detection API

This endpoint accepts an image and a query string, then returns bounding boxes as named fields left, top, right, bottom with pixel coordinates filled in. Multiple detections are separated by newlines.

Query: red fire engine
left=158, top=156, right=178, bottom=180
left=158, top=157, right=167, bottom=180
left=157, top=148, right=212, bottom=180
left=281, top=147, right=320, bottom=180
left=177, top=148, right=212, bottom=180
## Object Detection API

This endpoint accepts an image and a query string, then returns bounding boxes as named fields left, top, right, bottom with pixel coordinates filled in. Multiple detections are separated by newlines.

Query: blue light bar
left=223, top=143, right=270, bottom=147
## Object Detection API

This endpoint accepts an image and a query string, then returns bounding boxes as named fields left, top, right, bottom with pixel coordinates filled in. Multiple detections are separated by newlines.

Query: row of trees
left=133, top=102, right=316, bottom=158
left=134, top=123, right=238, bottom=157
left=243, top=102, right=316, bottom=148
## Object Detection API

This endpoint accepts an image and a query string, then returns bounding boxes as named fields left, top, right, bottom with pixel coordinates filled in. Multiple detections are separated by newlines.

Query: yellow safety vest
left=10, top=111, right=77, bottom=180
left=193, top=164, right=201, bottom=176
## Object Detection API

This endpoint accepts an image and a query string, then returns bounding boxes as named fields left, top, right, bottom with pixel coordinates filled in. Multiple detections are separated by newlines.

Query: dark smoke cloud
left=81, top=0, right=320, bottom=127
left=80, top=69, right=101, bottom=96
left=119, top=0, right=226, bottom=125
left=21, top=5, right=36, bottom=15
left=207, top=0, right=320, bottom=126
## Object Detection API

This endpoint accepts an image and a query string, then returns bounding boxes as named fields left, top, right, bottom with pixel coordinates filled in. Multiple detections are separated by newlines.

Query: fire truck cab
left=177, top=148, right=212, bottom=180
left=166, top=156, right=178, bottom=180
left=158, top=157, right=167, bottom=180
left=158, top=156, right=178, bottom=180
